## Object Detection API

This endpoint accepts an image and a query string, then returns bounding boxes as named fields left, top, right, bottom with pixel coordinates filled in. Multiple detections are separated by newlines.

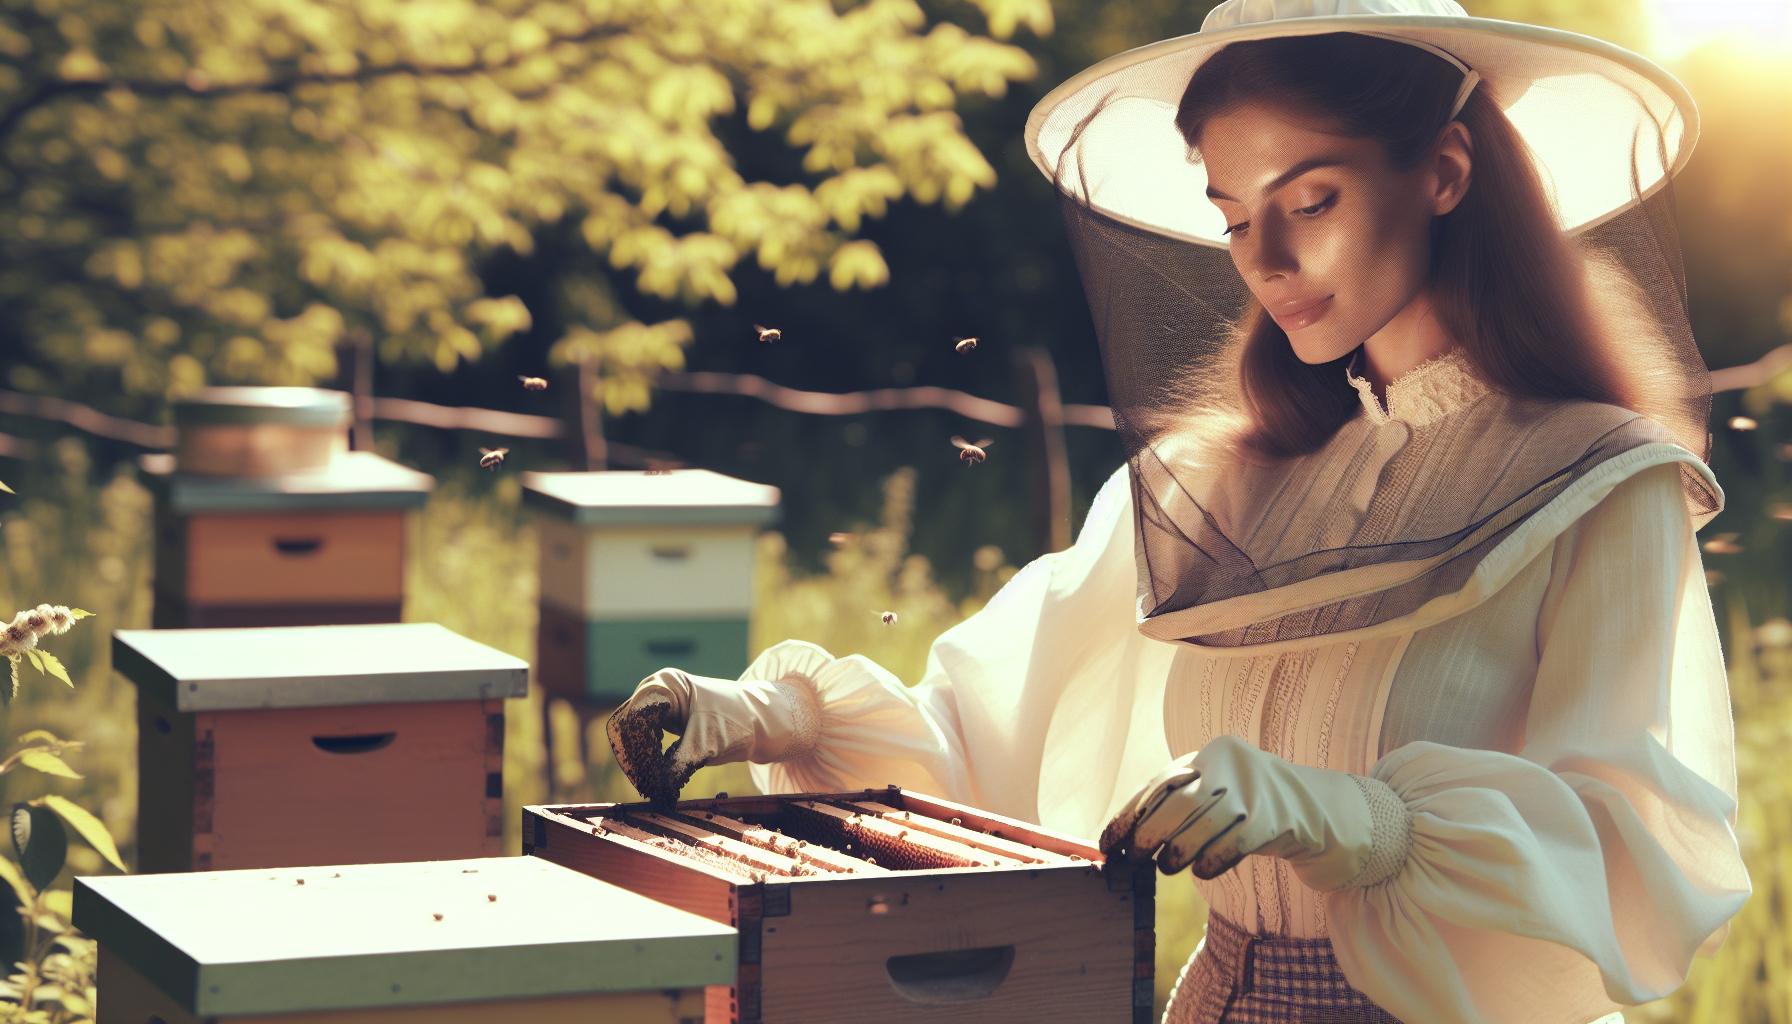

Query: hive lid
left=172, top=386, right=352, bottom=428
left=112, top=623, right=529, bottom=711
left=140, top=450, right=434, bottom=511
left=521, top=468, right=780, bottom=527
left=72, top=856, right=736, bottom=1016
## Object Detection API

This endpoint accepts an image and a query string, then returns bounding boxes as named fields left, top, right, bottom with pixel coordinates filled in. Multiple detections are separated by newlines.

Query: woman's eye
left=1220, top=194, right=1336, bottom=237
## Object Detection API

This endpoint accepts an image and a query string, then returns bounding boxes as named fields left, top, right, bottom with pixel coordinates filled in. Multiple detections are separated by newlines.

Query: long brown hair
left=1167, top=32, right=1683, bottom=462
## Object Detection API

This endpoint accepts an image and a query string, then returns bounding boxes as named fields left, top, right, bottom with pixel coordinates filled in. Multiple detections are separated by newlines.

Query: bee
left=953, top=336, right=979, bottom=355
left=518, top=375, right=549, bottom=391
left=878, top=610, right=898, bottom=626
left=644, top=457, right=685, bottom=476
left=1729, top=416, right=1757, bottom=431
left=753, top=323, right=781, bottom=344
left=1701, top=532, right=1743, bottom=556
left=828, top=531, right=853, bottom=547
left=950, top=436, right=994, bottom=465
left=479, top=446, right=510, bottom=471
left=1772, top=503, right=1792, bottom=521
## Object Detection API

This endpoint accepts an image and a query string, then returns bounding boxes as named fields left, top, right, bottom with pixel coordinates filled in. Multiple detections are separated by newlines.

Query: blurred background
left=0, top=0, right=1788, bottom=1020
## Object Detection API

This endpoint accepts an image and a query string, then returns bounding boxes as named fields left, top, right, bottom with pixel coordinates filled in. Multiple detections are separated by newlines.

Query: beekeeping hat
left=1024, top=0, right=1721, bottom=652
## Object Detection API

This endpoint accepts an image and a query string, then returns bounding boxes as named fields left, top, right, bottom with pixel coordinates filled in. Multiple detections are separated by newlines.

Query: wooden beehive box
left=116, top=623, right=528, bottom=874
left=522, top=469, right=779, bottom=704
left=525, top=786, right=1154, bottom=1024
left=146, top=387, right=433, bottom=629
left=74, top=855, right=736, bottom=1023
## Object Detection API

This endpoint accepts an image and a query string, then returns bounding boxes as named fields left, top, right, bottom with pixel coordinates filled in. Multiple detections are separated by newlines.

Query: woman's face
left=1198, top=100, right=1470, bottom=366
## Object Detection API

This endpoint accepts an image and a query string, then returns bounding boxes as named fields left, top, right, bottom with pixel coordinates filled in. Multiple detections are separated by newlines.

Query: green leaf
left=38, top=797, right=124, bottom=873
left=39, top=890, right=70, bottom=922
left=22, top=651, right=42, bottom=674
left=66, top=610, right=93, bottom=620
left=3, top=659, right=16, bottom=709
left=0, top=479, right=11, bottom=494
left=32, top=652, right=71, bottom=688
left=0, top=856, right=32, bottom=905
left=16, top=752, right=80, bottom=781
left=13, top=732, right=62, bottom=748
left=12, top=805, right=67, bottom=892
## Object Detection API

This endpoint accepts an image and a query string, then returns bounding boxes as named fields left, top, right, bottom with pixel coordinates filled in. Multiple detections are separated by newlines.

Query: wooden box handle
left=644, top=637, right=696, bottom=658
left=311, top=732, right=397, bottom=755
left=272, top=536, right=325, bottom=556
left=885, top=945, right=1016, bottom=1004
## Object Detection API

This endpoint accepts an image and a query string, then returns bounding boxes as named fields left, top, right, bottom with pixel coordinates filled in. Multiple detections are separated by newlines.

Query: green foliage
left=0, top=0, right=1049, bottom=415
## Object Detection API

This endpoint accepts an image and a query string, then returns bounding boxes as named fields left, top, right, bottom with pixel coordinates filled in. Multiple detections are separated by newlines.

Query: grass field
left=1, top=437, right=1786, bottom=1021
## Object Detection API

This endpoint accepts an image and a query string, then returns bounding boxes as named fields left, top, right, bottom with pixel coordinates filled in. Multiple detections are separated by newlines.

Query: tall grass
left=0, top=438, right=1787, bottom=1021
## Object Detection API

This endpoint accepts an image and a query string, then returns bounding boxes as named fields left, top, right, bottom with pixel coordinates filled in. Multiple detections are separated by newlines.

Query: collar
left=1344, top=346, right=1490, bottom=427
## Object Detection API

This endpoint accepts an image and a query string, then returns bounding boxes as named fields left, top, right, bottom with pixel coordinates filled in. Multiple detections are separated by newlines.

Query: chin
left=1286, top=333, right=1358, bottom=366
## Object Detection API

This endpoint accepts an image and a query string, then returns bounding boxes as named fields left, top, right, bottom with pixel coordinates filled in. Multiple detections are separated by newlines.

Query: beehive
left=116, top=623, right=528, bottom=873
left=147, top=387, right=433, bottom=629
left=521, top=469, right=780, bottom=705
left=74, top=855, right=736, bottom=1023
left=525, top=786, right=1155, bottom=1024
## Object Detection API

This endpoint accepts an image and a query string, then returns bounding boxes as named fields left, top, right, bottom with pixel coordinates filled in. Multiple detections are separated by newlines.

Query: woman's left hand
left=1098, top=734, right=1381, bottom=889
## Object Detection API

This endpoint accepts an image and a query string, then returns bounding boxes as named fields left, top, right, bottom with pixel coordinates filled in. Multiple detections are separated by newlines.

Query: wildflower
left=1, top=604, right=83, bottom=657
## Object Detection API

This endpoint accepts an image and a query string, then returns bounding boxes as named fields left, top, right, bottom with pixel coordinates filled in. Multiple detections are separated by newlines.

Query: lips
left=1269, top=295, right=1331, bottom=317
left=1270, top=294, right=1334, bottom=331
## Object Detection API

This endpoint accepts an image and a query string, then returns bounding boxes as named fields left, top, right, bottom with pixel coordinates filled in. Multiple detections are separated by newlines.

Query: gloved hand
left=1099, top=734, right=1412, bottom=891
left=605, top=666, right=822, bottom=806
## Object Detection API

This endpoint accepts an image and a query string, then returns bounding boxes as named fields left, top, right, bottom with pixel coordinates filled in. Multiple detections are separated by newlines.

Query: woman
left=606, top=2, right=1752, bottom=1021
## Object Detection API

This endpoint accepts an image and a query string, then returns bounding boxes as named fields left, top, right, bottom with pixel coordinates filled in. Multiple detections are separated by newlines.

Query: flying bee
left=878, top=610, right=898, bottom=626
left=950, top=436, right=994, bottom=465
left=644, top=457, right=685, bottom=476
left=478, top=447, right=509, bottom=471
left=828, top=531, right=853, bottom=547
left=953, top=336, right=979, bottom=355
left=1729, top=416, right=1757, bottom=431
left=518, top=375, right=548, bottom=391
left=753, top=323, right=781, bottom=344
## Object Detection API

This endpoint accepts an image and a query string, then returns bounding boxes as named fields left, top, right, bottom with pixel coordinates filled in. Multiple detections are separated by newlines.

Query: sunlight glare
left=1644, top=0, right=1792, bottom=61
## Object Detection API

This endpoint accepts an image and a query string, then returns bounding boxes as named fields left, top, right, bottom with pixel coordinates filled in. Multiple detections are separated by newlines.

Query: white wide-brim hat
left=1024, top=0, right=1698, bottom=248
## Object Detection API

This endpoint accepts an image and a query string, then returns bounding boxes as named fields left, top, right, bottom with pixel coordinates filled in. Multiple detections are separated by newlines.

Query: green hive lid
left=140, top=451, right=434, bottom=512
left=73, top=856, right=736, bottom=1016
left=172, top=386, right=352, bottom=428
left=112, top=623, right=529, bottom=711
left=521, top=468, right=780, bottom=527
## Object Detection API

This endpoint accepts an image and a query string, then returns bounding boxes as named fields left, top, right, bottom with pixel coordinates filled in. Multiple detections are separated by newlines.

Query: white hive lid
left=73, top=856, right=736, bottom=1015
left=111, top=622, right=529, bottom=711
left=521, top=468, right=780, bottom=527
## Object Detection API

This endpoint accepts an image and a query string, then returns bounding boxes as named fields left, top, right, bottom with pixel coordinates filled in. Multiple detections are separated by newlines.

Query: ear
left=1430, top=120, right=1473, bottom=217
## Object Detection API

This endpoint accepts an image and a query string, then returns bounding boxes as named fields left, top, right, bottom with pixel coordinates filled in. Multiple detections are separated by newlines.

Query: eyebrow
left=1205, top=156, right=1354, bottom=202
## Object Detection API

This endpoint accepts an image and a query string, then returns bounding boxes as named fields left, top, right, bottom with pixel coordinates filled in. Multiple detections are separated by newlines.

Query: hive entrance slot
left=885, top=945, right=1016, bottom=1003
left=311, top=732, right=396, bottom=755
left=272, top=537, right=325, bottom=556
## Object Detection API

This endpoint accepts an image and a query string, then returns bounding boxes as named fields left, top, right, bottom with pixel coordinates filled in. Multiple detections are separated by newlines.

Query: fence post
left=337, top=327, right=375, bottom=451
left=1014, top=346, right=1071, bottom=554
left=560, top=356, right=608, bottom=471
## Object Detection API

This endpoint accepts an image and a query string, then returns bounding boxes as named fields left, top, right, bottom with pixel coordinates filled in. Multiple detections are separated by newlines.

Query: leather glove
left=1098, top=734, right=1412, bottom=892
left=605, top=666, right=822, bottom=806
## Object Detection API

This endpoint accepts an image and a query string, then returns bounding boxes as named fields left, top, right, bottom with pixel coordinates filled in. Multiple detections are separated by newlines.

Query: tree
left=0, top=0, right=1051, bottom=417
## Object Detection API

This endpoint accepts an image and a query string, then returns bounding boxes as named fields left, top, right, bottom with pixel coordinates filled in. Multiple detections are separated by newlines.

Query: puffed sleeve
left=744, top=460, right=1177, bottom=832
left=1324, top=461, right=1752, bottom=1024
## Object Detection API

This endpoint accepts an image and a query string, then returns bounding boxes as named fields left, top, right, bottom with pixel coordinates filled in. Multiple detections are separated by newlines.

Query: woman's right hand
left=605, top=666, right=822, bottom=806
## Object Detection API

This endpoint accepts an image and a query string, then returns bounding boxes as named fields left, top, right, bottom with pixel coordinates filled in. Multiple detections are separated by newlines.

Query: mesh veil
left=1030, top=26, right=1721, bottom=651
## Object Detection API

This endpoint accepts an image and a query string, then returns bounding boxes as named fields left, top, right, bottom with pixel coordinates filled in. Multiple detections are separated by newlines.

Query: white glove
left=1099, top=734, right=1413, bottom=891
left=605, top=666, right=822, bottom=805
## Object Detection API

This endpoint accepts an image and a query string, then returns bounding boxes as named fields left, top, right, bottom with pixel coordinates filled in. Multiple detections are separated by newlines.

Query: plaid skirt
left=1161, top=909, right=1403, bottom=1024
